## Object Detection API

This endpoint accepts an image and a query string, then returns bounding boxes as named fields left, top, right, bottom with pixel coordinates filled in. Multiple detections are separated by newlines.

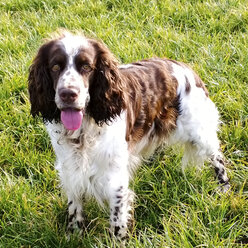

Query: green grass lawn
left=0, top=0, right=248, bottom=247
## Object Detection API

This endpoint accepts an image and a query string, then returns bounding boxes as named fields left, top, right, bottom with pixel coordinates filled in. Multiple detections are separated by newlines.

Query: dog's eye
left=51, top=64, right=60, bottom=72
left=81, top=64, right=92, bottom=73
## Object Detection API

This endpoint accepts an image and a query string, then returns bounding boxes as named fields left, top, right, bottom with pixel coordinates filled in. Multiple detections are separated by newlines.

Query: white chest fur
left=45, top=113, right=129, bottom=206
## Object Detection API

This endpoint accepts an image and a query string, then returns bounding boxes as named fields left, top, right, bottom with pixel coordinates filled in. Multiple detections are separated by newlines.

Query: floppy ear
left=87, top=40, right=126, bottom=125
left=28, top=40, right=60, bottom=122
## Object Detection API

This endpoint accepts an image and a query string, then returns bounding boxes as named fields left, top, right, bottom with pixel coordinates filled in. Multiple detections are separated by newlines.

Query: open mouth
left=60, top=108, right=84, bottom=130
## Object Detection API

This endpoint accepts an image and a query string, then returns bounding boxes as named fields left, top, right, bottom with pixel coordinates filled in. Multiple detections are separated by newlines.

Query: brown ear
left=28, top=40, right=60, bottom=122
left=86, top=40, right=126, bottom=125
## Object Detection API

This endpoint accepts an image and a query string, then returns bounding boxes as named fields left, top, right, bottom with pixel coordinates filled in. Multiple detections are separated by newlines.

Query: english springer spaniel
left=28, top=30, right=230, bottom=239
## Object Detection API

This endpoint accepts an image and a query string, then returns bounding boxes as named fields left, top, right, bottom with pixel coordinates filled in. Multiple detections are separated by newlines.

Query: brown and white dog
left=28, top=31, right=230, bottom=238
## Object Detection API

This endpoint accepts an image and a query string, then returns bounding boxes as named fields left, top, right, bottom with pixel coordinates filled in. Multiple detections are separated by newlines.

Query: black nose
left=59, top=88, right=79, bottom=104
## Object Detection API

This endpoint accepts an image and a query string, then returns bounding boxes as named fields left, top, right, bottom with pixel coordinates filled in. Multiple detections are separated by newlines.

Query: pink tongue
left=61, top=109, right=83, bottom=130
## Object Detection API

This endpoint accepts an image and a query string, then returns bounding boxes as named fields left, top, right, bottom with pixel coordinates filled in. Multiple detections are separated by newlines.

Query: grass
left=0, top=0, right=248, bottom=247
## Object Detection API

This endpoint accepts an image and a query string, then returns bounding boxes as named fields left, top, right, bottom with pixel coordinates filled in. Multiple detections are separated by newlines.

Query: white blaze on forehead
left=54, top=33, right=90, bottom=111
left=60, top=33, right=89, bottom=57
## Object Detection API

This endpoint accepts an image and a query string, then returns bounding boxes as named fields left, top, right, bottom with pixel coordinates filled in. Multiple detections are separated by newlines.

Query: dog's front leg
left=66, top=195, right=85, bottom=234
left=110, top=187, right=134, bottom=239
left=106, top=168, right=134, bottom=239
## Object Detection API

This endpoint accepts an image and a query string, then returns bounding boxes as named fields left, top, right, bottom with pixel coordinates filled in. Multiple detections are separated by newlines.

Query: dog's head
left=28, top=31, right=125, bottom=130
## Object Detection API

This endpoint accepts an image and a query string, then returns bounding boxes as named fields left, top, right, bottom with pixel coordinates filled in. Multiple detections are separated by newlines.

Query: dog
left=28, top=30, right=230, bottom=238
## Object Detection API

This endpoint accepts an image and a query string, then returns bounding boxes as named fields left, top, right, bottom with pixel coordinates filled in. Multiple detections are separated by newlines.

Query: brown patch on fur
left=121, top=58, right=179, bottom=147
left=185, top=76, right=191, bottom=94
left=194, top=72, right=209, bottom=97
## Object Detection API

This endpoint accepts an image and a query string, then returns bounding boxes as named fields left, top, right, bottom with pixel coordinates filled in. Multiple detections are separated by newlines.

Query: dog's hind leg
left=182, top=136, right=230, bottom=192
left=210, top=152, right=230, bottom=192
